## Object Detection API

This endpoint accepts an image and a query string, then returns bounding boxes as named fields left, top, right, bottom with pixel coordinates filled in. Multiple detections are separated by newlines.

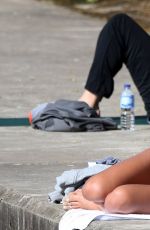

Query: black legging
left=85, top=14, right=150, bottom=117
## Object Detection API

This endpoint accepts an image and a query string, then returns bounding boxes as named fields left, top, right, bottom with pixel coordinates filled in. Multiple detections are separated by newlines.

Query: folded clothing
left=29, top=99, right=118, bottom=132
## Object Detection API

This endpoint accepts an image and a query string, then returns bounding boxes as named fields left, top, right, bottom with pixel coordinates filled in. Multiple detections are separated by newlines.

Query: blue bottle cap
left=124, top=83, right=131, bottom=89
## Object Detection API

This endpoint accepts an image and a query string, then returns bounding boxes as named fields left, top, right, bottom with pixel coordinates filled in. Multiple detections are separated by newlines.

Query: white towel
left=59, top=209, right=150, bottom=230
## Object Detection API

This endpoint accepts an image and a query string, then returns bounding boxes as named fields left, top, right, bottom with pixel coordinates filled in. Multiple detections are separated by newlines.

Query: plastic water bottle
left=120, top=83, right=135, bottom=130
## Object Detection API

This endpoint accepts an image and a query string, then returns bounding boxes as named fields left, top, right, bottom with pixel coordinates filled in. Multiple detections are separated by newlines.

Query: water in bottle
left=120, top=83, right=135, bottom=130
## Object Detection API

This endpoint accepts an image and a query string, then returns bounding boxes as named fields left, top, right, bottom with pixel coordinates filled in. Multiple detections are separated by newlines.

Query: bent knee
left=110, top=13, right=130, bottom=24
left=82, top=177, right=108, bottom=202
left=104, top=186, right=133, bottom=214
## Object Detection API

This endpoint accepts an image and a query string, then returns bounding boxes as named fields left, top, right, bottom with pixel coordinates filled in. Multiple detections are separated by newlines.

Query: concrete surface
left=0, top=0, right=150, bottom=229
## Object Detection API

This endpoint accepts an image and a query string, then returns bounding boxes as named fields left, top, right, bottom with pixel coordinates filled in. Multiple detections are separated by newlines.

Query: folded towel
left=59, top=209, right=150, bottom=230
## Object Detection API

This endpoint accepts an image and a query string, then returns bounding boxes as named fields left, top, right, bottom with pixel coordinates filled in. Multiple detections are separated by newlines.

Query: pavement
left=0, top=0, right=150, bottom=229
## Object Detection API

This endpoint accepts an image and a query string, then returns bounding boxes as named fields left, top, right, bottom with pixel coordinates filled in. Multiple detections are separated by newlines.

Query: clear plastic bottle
left=120, top=83, right=135, bottom=130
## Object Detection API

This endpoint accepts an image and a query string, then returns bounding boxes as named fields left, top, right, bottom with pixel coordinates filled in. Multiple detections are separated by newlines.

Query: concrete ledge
left=1, top=185, right=150, bottom=230
left=0, top=185, right=64, bottom=230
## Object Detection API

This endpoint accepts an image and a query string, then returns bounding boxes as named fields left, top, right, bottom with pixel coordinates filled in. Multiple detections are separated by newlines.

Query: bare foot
left=63, top=189, right=104, bottom=211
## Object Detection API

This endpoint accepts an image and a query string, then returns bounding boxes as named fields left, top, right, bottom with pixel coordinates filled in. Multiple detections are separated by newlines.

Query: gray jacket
left=31, top=100, right=118, bottom=132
